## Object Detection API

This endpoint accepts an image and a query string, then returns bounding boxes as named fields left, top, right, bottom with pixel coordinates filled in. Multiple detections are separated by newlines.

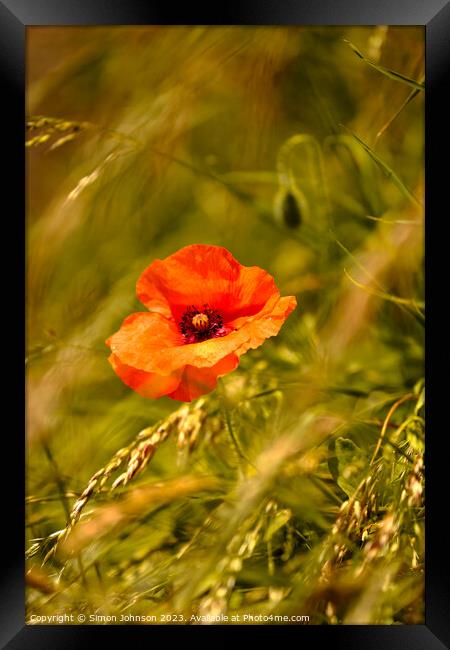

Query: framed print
left=1, top=0, right=448, bottom=647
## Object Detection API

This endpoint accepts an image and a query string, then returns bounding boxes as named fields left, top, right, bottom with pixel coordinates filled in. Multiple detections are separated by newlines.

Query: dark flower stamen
left=179, top=304, right=228, bottom=344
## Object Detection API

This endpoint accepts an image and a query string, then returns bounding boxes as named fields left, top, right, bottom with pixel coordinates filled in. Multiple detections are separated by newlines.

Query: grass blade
left=344, top=268, right=425, bottom=325
left=344, top=40, right=425, bottom=91
left=376, top=77, right=424, bottom=140
left=341, top=126, right=422, bottom=207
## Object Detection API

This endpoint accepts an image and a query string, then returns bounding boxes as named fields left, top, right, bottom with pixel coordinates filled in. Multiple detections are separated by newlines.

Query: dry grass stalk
left=26, top=115, right=92, bottom=150
left=176, top=397, right=208, bottom=453
left=197, top=511, right=264, bottom=619
left=196, top=498, right=292, bottom=619
left=26, top=566, right=57, bottom=594
left=35, top=400, right=207, bottom=562
left=62, top=475, right=219, bottom=554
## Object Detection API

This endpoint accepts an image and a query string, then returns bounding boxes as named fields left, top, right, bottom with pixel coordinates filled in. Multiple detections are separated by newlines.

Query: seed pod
left=274, top=187, right=304, bottom=229
left=281, top=191, right=302, bottom=228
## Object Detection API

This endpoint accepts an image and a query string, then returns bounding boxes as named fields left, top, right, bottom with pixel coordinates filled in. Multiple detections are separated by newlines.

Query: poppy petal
left=108, top=294, right=296, bottom=377
left=108, top=353, right=182, bottom=399
left=107, top=311, right=183, bottom=372
left=232, top=295, right=297, bottom=356
left=108, top=311, right=249, bottom=373
left=136, top=244, right=280, bottom=322
left=167, top=353, right=239, bottom=402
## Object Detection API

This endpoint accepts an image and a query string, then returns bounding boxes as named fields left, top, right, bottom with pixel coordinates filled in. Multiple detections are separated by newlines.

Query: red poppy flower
left=106, top=244, right=297, bottom=402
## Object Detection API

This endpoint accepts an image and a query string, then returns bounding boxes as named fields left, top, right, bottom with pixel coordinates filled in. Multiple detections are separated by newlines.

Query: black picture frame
left=2, top=1, right=448, bottom=647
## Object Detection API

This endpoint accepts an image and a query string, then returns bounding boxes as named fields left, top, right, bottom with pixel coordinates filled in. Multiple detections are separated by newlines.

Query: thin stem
left=218, top=379, right=256, bottom=470
left=370, top=394, right=414, bottom=466
left=42, top=441, right=88, bottom=588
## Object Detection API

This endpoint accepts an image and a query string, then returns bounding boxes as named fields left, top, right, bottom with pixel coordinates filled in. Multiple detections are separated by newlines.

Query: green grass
left=26, top=25, right=424, bottom=625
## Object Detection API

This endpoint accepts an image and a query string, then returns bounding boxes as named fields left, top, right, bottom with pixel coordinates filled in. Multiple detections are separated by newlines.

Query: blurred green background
left=26, top=26, right=424, bottom=625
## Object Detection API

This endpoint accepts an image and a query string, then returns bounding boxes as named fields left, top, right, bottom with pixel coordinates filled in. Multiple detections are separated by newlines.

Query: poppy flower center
left=179, top=304, right=228, bottom=344
left=192, top=313, right=209, bottom=331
